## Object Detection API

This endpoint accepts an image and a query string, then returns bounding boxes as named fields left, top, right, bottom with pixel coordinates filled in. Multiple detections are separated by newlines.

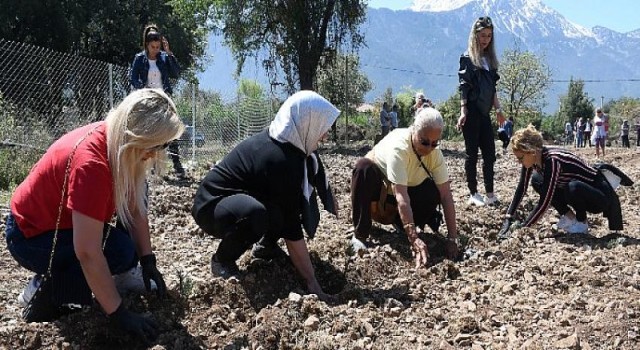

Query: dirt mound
left=1, top=142, right=639, bottom=349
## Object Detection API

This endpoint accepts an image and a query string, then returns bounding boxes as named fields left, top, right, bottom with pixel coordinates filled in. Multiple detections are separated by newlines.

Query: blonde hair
left=510, top=124, right=543, bottom=153
left=105, top=88, right=184, bottom=229
left=467, top=17, right=499, bottom=70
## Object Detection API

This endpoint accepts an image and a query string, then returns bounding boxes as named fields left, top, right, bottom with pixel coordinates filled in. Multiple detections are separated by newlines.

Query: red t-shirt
left=11, top=122, right=115, bottom=238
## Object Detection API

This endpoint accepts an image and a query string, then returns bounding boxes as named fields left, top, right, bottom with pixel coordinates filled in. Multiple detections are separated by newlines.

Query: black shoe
left=22, top=278, right=61, bottom=322
left=251, top=238, right=288, bottom=261
left=210, top=254, right=240, bottom=279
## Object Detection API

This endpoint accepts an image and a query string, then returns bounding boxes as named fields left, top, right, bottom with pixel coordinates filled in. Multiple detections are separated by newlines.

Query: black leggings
left=462, top=110, right=496, bottom=194
left=531, top=172, right=611, bottom=222
left=195, top=194, right=279, bottom=262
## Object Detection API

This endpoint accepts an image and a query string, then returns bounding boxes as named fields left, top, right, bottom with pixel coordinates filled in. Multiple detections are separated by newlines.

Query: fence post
left=192, top=82, right=197, bottom=163
left=236, top=94, right=241, bottom=142
left=108, top=64, right=114, bottom=109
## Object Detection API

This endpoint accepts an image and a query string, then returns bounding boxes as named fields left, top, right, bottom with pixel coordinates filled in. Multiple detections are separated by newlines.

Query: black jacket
left=458, top=53, right=500, bottom=116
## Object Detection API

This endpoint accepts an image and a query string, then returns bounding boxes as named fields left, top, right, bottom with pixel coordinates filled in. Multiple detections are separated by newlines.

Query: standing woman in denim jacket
left=130, top=24, right=185, bottom=177
left=457, top=16, right=505, bottom=207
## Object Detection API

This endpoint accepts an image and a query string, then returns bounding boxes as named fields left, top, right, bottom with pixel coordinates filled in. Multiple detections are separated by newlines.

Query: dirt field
left=1, top=142, right=639, bottom=350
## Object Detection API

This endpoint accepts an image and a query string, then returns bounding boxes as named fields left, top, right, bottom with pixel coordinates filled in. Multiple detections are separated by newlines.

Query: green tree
left=316, top=53, right=372, bottom=115
left=498, top=47, right=551, bottom=124
left=0, top=0, right=208, bottom=71
left=552, top=78, right=594, bottom=137
left=213, top=0, right=367, bottom=92
left=238, top=79, right=265, bottom=100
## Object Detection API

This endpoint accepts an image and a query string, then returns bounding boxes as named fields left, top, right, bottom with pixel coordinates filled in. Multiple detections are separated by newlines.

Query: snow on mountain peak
left=411, top=0, right=473, bottom=12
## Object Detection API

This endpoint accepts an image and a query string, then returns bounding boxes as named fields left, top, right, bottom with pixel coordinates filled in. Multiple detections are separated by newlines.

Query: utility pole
left=600, top=96, right=604, bottom=109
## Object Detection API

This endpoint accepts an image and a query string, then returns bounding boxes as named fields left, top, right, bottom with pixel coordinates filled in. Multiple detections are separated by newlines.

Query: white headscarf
left=269, top=90, right=340, bottom=156
left=269, top=90, right=340, bottom=217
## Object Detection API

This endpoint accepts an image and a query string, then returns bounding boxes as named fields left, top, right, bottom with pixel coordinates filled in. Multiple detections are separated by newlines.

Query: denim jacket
left=129, top=50, right=180, bottom=95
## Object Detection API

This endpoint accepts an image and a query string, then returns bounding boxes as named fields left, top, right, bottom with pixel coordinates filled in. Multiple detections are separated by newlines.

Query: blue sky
left=367, top=0, right=640, bottom=33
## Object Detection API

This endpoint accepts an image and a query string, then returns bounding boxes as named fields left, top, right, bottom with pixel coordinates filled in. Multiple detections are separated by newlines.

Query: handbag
left=370, top=179, right=397, bottom=225
left=23, top=125, right=110, bottom=321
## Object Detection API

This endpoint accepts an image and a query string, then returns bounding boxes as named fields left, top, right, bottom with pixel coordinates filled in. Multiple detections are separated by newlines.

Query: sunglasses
left=146, top=32, right=161, bottom=41
left=475, top=16, right=493, bottom=30
left=148, top=142, right=170, bottom=152
left=420, top=137, right=439, bottom=148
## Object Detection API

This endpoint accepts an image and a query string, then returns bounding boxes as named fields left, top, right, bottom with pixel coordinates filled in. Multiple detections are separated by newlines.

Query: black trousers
left=530, top=172, right=611, bottom=222
left=168, top=141, right=184, bottom=174
left=195, top=194, right=285, bottom=263
left=350, top=158, right=440, bottom=240
left=462, top=110, right=496, bottom=194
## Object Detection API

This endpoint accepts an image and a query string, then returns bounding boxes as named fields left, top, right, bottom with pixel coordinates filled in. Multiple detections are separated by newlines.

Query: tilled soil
left=1, top=142, right=639, bottom=350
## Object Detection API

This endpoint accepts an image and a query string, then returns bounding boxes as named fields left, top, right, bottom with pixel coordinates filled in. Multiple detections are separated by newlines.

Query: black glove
left=109, top=302, right=159, bottom=345
left=498, top=219, right=511, bottom=239
left=140, top=254, right=167, bottom=297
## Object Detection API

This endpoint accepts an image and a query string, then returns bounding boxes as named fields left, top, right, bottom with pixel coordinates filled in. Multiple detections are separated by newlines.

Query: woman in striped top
left=499, top=125, right=623, bottom=237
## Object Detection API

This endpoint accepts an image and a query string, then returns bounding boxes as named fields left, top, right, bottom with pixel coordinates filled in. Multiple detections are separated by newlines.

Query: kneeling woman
left=6, top=89, right=183, bottom=342
left=350, top=108, right=460, bottom=267
left=500, top=125, right=627, bottom=237
left=192, top=91, right=339, bottom=301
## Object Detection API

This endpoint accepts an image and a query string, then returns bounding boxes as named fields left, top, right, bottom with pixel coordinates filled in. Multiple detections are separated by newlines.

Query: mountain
left=197, top=0, right=640, bottom=111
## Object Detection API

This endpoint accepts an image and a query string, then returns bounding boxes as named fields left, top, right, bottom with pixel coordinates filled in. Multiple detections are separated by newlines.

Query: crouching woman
left=499, top=124, right=631, bottom=238
left=192, top=91, right=339, bottom=301
left=5, top=89, right=183, bottom=344
left=350, top=107, right=460, bottom=267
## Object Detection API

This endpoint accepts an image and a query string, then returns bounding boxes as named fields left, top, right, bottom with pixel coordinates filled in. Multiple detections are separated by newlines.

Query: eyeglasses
left=420, top=137, right=439, bottom=148
left=475, top=16, right=493, bottom=30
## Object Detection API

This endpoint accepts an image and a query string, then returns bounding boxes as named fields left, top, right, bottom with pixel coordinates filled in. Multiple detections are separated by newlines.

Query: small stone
left=304, top=315, right=320, bottom=330
left=553, top=333, right=579, bottom=349
left=288, top=292, right=302, bottom=303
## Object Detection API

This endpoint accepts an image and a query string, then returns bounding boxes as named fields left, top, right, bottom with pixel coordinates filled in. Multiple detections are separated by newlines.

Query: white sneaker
left=467, top=193, right=485, bottom=206
left=485, top=194, right=499, bottom=206
left=566, top=221, right=588, bottom=234
left=113, top=265, right=156, bottom=294
left=553, top=214, right=577, bottom=231
left=17, top=275, right=42, bottom=307
left=350, top=237, right=368, bottom=253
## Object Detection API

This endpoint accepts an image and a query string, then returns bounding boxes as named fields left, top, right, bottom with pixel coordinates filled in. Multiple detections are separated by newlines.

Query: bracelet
left=403, top=223, right=415, bottom=229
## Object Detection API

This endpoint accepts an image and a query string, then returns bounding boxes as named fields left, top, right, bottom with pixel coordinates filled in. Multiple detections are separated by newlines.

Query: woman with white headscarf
left=192, top=91, right=339, bottom=300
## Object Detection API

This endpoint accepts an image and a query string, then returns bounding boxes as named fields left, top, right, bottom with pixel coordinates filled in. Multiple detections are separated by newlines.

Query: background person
left=5, top=89, right=183, bottom=343
left=499, top=124, right=626, bottom=238
left=583, top=118, right=592, bottom=147
left=389, top=104, right=399, bottom=130
left=192, top=91, right=339, bottom=301
left=457, top=16, right=505, bottom=207
left=593, top=109, right=607, bottom=158
left=129, top=24, right=185, bottom=179
left=350, top=108, right=460, bottom=267
left=621, top=120, right=630, bottom=148
left=379, top=101, right=391, bottom=137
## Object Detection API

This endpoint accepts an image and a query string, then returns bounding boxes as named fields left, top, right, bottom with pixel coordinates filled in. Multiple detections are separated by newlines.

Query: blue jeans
left=5, top=213, right=138, bottom=305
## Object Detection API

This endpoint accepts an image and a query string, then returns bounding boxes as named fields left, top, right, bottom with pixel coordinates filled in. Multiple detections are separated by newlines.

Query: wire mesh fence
left=0, top=39, right=280, bottom=197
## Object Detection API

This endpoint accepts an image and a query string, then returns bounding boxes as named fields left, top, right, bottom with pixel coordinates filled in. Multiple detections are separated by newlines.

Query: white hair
left=411, top=107, right=444, bottom=132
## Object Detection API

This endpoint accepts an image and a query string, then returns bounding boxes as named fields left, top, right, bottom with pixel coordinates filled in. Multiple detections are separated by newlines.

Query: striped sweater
left=506, top=147, right=598, bottom=227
